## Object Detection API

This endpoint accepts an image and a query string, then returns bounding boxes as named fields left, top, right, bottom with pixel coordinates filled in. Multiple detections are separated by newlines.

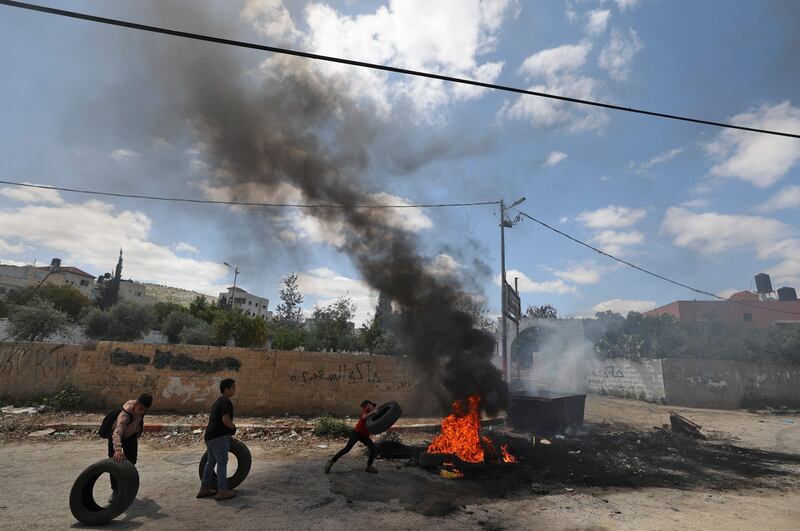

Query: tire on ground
left=365, top=401, right=402, bottom=435
left=198, top=438, right=252, bottom=490
left=69, top=458, right=139, bottom=526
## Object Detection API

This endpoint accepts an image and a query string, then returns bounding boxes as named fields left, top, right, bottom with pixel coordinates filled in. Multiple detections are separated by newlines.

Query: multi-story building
left=117, top=279, right=158, bottom=306
left=218, top=286, right=270, bottom=319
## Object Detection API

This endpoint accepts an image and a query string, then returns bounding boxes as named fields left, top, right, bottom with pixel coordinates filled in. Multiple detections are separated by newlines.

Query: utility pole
left=499, top=197, right=525, bottom=382
left=224, top=262, right=240, bottom=310
left=515, top=276, right=520, bottom=383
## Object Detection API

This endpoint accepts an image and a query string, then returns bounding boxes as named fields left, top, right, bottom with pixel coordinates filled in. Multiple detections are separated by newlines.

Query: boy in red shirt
left=325, top=400, right=378, bottom=474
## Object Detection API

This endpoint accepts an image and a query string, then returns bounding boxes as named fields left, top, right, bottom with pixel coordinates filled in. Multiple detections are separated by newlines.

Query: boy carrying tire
left=105, top=393, right=152, bottom=494
left=325, top=399, right=379, bottom=474
left=197, top=378, right=237, bottom=501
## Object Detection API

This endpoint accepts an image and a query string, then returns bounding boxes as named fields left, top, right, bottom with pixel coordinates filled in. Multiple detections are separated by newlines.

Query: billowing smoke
left=136, top=4, right=507, bottom=413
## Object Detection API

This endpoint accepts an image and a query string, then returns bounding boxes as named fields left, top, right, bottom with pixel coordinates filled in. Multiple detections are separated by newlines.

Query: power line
left=2, top=0, right=799, bottom=139
left=0, top=180, right=498, bottom=209
left=512, top=208, right=800, bottom=318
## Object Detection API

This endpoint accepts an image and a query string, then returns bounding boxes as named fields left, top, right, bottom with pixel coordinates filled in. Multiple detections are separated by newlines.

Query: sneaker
left=324, top=460, right=333, bottom=474
left=215, top=490, right=236, bottom=501
left=365, top=465, right=378, bottom=474
left=196, top=487, right=216, bottom=499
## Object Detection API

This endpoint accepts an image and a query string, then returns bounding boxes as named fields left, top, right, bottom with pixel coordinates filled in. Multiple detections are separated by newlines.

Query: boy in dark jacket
left=325, top=400, right=378, bottom=474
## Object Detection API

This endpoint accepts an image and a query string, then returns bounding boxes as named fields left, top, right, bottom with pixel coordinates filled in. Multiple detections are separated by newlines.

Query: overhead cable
left=513, top=208, right=800, bottom=318
left=0, top=180, right=499, bottom=209
left=1, top=0, right=799, bottom=139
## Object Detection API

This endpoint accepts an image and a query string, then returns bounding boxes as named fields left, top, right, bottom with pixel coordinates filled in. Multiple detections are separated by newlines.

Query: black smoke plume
left=138, top=5, right=507, bottom=414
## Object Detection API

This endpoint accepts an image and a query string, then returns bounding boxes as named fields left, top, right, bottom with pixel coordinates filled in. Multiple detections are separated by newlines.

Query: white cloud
left=706, top=102, right=800, bottom=188
left=630, top=147, right=683, bottom=175
left=296, top=267, right=377, bottom=325
left=599, top=27, right=642, bottom=81
left=519, top=42, right=592, bottom=79
left=680, top=199, right=708, bottom=209
left=559, top=216, right=569, bottom=224
left=615, top=0, right=640, bottom=11
left=0, top=194, right=228, bottom=293
left=427, top=253, right=461, bottom=277
left=585, top=9, right=610, bottom=35
left=0, top=258, right=27, bottom=267
left=501, top=269, right=576, bottom=294
left=592, top=298, right=655, bottom=315
left=174, top=242, right=199, bottom=254
left=241, top=0, right=300, bottom=41
left=0, top=238, right=27, bottom=255
left=576, top=205, right=646, bottom=229
left=592, top=229, right=644, bottom=254
left=543, top=151, right=568, bottom=167
left=552, top=261, right=605, bottom=284
left=249, top=0, right=517, bottom=121
left=0, top=183, right=64, bottom=205
left=661, top=207, right=790, bottom=255
left=756, top=185, right=800, bottom=212
left=110, top=149, right=140, bottom=161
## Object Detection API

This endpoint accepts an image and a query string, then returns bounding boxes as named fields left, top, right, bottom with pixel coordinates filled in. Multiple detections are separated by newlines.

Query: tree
left=7, top=299, right=71, bottom=342
left=37, top=285, right=92, bottom=320
left=275, top=273, right=304, bottom=326
left=97, top=249, right=123, bottom=309
left=359, top=312, right=399, bottom=355
left=306, top=297, right=358, bottom=352
left=163, top=311, right=205, bottom=343
left=152, top=302, right=186, bottom=329
left=179, top=322, right=213, bottom=345
left=211, top=310, right=268, bottom=348
left=83, top=302, right=154, bottom=342
left=525, top=304, right=558, bottom=319
left=269, top=320, right=306, bottom=350
left=188, top=296, right=223, bottom=324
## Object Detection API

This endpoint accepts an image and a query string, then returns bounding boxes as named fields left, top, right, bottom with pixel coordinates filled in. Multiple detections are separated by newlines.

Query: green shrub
left=179, top=323, right=213, bottom=345
left=313, top=414, right=352, bottom=438
left=38, top=385, right=85, bottom=410
left=83, top=302, right=154, bottom=342
left=7, top=299, right=71, bottom=342
left=163, top=311, right=205, bottom=343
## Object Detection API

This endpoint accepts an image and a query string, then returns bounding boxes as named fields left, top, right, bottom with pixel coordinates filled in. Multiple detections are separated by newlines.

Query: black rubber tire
left=365, top=401, right=402, bottom=435
left=198, top=438, right=252, bottom=490
left=69, top=458, right=138, bottom=525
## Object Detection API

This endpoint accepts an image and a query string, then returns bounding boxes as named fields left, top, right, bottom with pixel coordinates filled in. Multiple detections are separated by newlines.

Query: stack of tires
left=69, top=459, right=139, bottom=525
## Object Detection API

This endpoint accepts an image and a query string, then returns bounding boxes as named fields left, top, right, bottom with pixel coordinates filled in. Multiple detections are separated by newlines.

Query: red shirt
left=354, top=406, right=371, bottom=436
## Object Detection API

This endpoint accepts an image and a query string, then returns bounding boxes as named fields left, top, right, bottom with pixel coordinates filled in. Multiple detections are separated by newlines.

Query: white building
left=117, top=279, right=158, bottom=306
left=218, top=286, right=269, bottom=319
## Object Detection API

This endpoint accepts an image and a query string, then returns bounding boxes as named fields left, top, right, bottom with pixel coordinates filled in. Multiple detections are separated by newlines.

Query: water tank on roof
left=777, top=287, right=798, bottom=301
left=754, top=273, right=773, bottom=294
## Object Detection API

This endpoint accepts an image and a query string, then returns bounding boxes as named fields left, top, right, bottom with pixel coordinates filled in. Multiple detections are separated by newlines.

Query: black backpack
left=98, top=408, right=133, bottom=438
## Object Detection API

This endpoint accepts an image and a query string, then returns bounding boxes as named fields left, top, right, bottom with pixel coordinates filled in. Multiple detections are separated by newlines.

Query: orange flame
left=501, top=443, right=518, bottom=463
left=427, top=395, right=484, bottom=463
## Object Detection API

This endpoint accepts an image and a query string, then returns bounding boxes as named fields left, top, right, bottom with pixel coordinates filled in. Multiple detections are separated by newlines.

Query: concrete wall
left=585, top=358, right=666, bottom=402
left=0, top=342, right=435, bottom=416
left=662, top=358, right=800, bottom=409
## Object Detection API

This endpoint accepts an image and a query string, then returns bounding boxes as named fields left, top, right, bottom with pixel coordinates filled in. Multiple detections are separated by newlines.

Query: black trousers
left=331, top=431, right=376, bottom=466
left=107, top=435, right=138, bottom=489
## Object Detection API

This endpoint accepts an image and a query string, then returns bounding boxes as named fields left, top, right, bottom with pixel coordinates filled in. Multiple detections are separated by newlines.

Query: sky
left=1, top=0, right=799, bottom=325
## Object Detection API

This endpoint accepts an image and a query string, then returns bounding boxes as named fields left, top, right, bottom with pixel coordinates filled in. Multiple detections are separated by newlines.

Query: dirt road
left=1, top=396, right=798, bottom=530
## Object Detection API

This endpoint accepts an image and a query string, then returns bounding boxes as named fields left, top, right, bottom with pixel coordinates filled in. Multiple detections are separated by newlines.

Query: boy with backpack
left=98, top=393, right=152, bottom=491
left=324, top=399, right=379, bottom=474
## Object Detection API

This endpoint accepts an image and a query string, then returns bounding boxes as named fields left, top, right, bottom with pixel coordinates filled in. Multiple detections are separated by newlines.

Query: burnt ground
left=329, top=426, right=800, bottom=517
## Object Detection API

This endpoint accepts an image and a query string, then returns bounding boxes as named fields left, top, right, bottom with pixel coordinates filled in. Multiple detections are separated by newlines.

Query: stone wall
left=585, top=358, right=666, bottom=402
left=0, top=342, right=436, bottom=415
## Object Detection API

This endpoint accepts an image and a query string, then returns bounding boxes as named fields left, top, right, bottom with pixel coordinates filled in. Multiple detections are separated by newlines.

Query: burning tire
left=198, top=438, right=252, bottom=490
left=365, top=401, right=402, bottom=435
left=417, top=451, right=450, bottom=469
left=69, top=459, right=139, bottom=525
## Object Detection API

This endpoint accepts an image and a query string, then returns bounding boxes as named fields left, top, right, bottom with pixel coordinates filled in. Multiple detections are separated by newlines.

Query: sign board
left=504, top=281, right=521, bottom=323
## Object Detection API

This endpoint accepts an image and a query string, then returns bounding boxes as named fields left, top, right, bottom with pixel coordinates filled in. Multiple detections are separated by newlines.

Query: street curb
left=43, top=417, right=506, bottom=434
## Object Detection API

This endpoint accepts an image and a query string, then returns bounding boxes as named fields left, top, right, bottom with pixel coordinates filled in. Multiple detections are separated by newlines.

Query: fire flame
left=427, top=395, right=484, bottom=463
left=501, top=443, right=518, bottom=463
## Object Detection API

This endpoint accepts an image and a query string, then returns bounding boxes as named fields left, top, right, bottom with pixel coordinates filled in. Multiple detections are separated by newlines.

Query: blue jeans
left=202, top=435, right=230, bottom=491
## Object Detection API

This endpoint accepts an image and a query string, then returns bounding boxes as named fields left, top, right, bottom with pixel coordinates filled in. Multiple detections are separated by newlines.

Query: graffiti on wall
left=0, top=344, right=78, bottom=380
left=289, top=361, right=382, bottom=385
